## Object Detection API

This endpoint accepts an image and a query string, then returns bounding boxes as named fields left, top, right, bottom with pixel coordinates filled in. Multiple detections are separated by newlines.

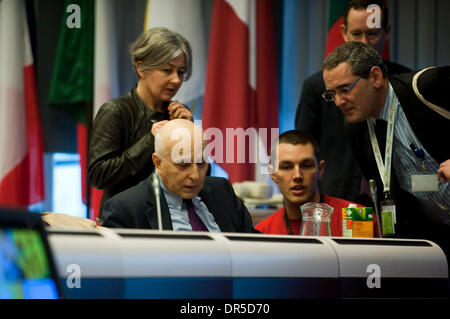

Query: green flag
left=48, top=0, right=94, bottom=125
left=324, top=0, right=348, bottom=57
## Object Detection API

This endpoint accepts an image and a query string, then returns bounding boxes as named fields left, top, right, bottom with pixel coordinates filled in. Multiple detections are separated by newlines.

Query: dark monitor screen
left=0, top=210, right=61, bottom=299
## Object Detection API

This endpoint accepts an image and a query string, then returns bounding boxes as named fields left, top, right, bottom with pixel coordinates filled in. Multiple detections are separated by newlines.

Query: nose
left=188, top=163, right=200, bottom=181
left=360, top=33, right=369, bottom=45
left=334, top=93, right=347, bottom=109
left=170, top=70, right=182, bottom=86
left=293, top=165, right=303, bottom=181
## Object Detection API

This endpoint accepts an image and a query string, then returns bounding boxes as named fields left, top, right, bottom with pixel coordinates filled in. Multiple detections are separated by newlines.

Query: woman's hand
left=168, top=100, right=192, bottom=120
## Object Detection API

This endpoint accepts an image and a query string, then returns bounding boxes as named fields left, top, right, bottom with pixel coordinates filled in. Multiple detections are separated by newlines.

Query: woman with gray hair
left=88, top=27, right=193, bottom=222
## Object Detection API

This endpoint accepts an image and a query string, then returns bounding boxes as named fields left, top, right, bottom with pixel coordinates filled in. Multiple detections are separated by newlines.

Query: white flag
left=144, top=0, right=207, bottom=104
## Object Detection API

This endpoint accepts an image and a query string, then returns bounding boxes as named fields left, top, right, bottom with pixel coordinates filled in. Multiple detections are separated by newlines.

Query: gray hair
left=130, top=27, right=192, bottom=80
left=322, top=41, right=387, bottom=78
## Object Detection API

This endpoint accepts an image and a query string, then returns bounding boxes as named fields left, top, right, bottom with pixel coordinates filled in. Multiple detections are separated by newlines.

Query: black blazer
left=102, top=176, right=258, bottom=233
left=344, top=67, right=450, bottom=255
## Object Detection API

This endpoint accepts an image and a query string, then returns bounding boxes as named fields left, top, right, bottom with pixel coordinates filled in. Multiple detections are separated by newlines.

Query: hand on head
left=168, top=101, right=192, bottom=120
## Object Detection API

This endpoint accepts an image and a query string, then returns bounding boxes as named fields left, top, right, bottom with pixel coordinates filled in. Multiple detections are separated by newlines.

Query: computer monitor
left=0, top=209, right=61, bottom=299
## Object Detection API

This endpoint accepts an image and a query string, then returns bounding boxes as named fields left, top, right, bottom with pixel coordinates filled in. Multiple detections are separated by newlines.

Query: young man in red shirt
left=256, top=130, right=363, bottom=236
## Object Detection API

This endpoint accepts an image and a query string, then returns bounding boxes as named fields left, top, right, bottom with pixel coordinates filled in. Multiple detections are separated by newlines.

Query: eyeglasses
left=322, top=76, right=361, bottom=102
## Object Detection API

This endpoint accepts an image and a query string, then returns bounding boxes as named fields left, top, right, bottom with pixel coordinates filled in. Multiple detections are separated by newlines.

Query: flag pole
left=86, top=100, right=93, bottom=219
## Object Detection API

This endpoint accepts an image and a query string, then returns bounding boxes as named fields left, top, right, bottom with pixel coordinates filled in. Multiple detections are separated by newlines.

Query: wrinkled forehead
left=323, top=62, right=354, bottom=89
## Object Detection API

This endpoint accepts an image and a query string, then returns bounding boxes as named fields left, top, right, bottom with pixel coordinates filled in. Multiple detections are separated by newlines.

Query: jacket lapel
left=375, top=119, right=388, bottom=159
left=198, top=181, right=228, bottom=232
left=144, top=184, right=173, bottom=230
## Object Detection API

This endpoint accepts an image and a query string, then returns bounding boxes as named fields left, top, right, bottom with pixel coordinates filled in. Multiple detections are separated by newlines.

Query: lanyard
left=367, top=83, right=398, bottom=194
left=284, top=211, right=294, bottom=235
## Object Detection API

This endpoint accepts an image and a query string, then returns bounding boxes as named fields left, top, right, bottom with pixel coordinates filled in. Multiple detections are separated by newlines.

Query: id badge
left=411, top=174, right=438, bottom=192
left=381, top=200, right=396, bottom=237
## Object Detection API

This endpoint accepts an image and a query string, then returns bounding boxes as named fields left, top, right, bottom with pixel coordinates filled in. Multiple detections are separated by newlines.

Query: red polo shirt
left=255, top=194, right=373, bottom=237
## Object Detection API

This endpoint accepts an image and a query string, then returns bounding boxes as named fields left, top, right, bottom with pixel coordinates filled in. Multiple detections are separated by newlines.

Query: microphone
left=369, top=179, right=383, bottom=238
left=152, top=171, right=163, bottom=231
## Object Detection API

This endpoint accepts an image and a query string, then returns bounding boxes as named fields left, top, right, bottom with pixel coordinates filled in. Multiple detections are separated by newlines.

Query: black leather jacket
left=88, top=88, right=169, bottom=220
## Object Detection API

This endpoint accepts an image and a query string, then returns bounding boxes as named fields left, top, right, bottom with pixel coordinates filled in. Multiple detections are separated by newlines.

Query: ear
left=370, top=66, right=384, bottom=88
left=340, top=23, right=349, bottom=41
left=152, top=153, right=162, bottom=174
left=269, top=173, right=278, bottom=185
left=318, top=160, right=326, bottom=180
left=268, top=165, right=279, bottom=184
left=136, top=61, right=146, bottom=79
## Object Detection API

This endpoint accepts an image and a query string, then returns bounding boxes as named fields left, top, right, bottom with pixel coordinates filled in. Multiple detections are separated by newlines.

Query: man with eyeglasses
left=295, top=0, right=410, bottom=206
left=323, top=41, right=449, bottom=262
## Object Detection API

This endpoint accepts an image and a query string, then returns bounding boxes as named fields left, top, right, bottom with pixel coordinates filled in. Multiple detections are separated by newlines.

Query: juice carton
left=342, top=206, right=374, bottom=238
left=351, top=207, right=374, bottom=238
left=342, top=206, right=354, bottom=237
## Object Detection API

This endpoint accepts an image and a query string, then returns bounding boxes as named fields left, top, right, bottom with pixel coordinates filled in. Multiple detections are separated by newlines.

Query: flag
left=324, top=0, right=390, bottom=59
left=324, top=0, right=348, bottom=58
left=48, top=0, right=94, bottom=217
left=144, top=0, right=207, bottom=118
left=49, top=0, right=119, bottom=222
left=48, top=0, right=91, bottom=217
left=202, top=0, right=279, bottom=183
left=48, top=0, right=94, bottom=125
left=0, top=0, right=45, bottom=207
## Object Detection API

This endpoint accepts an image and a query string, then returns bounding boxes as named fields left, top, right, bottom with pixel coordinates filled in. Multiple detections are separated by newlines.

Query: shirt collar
left=376, top=84, right=391, bottom=121
left=157, top=172, right=201, bottom=210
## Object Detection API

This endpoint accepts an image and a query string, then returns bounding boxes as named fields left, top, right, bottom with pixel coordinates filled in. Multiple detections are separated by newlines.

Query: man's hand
left=41, top=213, right=98, bottom=229
left=438, top=159, right=450, bottom=182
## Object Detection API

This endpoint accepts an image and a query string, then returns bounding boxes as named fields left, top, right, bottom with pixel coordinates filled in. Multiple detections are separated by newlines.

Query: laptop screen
left=0, top=210, right=61, bottom=299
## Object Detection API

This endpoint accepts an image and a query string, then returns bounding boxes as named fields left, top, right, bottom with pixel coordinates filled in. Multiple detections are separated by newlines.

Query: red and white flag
left=0, top=0, right=44, bottom=207
left=203, top=0, right=279, bottom=183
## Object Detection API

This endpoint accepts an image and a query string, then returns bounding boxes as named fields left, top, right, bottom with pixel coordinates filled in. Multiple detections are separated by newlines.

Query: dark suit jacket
left=101, top=176, right=258, bottom=233
left=344, top=67, right=450, bottom=257
left=295, top=61, right=411, bottom=203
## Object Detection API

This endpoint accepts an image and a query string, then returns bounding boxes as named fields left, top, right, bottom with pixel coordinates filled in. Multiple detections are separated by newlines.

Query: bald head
left=154, top=119, right=205, bottom=162
left=152, top=119, right=209, bottom=199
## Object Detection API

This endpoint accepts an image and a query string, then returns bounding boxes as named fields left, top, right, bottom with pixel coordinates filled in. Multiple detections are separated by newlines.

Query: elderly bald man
left=102, top=119, right=257, bottom=233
